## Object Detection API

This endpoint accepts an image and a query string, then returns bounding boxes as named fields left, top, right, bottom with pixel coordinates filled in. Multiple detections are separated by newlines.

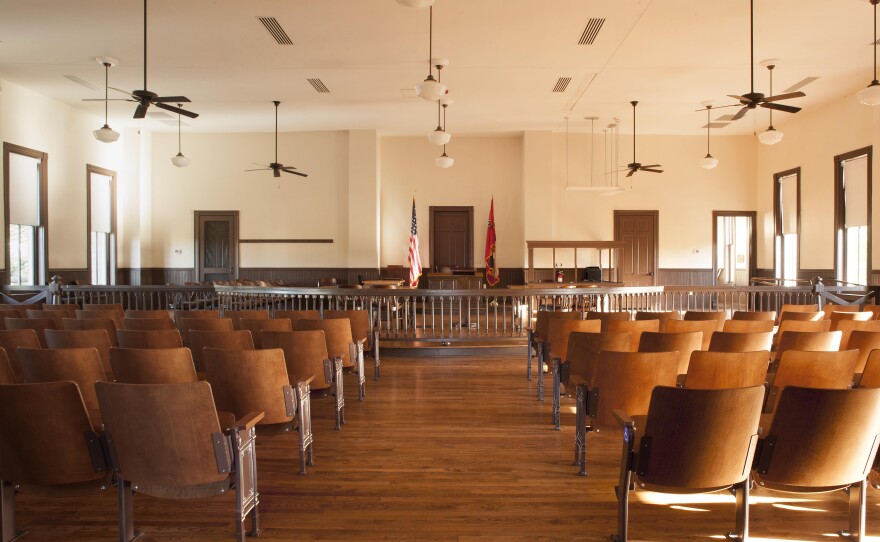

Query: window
left=834, top=147, right=872, bottom=285
left=773, top=168, right=800, bottom=284
left=87, top=165, right=117, bottom=285
left=3, top=143, right=47, bottom=285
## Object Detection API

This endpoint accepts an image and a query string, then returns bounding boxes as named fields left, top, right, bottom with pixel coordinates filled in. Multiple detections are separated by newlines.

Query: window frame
left=773, top=167, right=801, bottom=282
left=86, top=164, right=117, bottom=285
left=3, top=142, right=48, bottom=285
left=833, top=146, right=872, bottom=284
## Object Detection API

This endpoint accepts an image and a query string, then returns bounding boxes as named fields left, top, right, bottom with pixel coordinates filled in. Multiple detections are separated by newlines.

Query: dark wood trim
left=833, top=146, right=872, bottom=283
left=194, top=210, right=239, bottom=282
left=86, top=164, right=118, bottom=285
left=613, top=210, right=659, bottom=286
left=772, top=167, right=801, bottom=279
left=3, top=142, right=48, bottom=285
left=239, top=239, right=333, bottom=244
left=428, top=206, right=474, bottom=271
left=711, top=211, right=758, bottom=286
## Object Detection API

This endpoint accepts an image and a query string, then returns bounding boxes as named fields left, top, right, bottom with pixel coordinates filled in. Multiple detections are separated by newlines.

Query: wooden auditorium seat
left=4, top=317, right=56, bottom=348
left=124, top=309, right=173, bottom=319
left=527, top=310, right=581, bottom=382
left=637, top=330, right=703, bottom=376
left=187, top=329, right=255, bottom=373
left=45, top=328, right=113, bottom=377
left=76, top=309, right=124, bottom=330
left=731, top=310, right=776, bottom=321
left=722, top=319, right=774, bottom=333
left=684, top=350, right=769, bottom=389
left=82, top=303, right=125, bottom=320
left=633, top=310, right=682, bottom=332
left=239, top=318, right=292, bottom=349
left=177, top=317, right=234, bottom=346
left=17, top=347, right=107, bottom=425
left=683, top=310, right=727, bottom=331
left=612, top=385, right=764, bottom=541
left=772, top=329, right=841, bottom=364
left=95, top=381, right=262, bottom=540
left=224, top=309, right=269, bottom=330
left=0, top=348, right=16, bottom=384
left=546, top=318, right=602, bottom=426
left=0, top=329, right=42, bottom=382
left=606, top=319, right=659, bottom=352
left=116, top=329, right=184, bottom=350
left=665, top=319, right=717, bottom=350
left=110, top=347, right=198, bottom=384
left=708, top=331, right=773, bottom=353
left=122, top=316, right=175, bottom=330
left=62, top=317, right=119, bottom=345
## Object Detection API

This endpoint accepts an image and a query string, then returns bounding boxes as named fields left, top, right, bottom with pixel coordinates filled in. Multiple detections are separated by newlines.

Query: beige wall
left=380, top=136, right=524, bottom=270
left=0, top=78, right=126, bottom=270
left=755, top=91, right=880, bottom=272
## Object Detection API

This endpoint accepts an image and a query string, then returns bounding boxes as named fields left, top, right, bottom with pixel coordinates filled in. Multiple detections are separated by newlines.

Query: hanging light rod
left=699, top=101, right=719, bottom=169
left=859, top=0, right=880, bottom=105
left=92, top=56, right=120, bottom=143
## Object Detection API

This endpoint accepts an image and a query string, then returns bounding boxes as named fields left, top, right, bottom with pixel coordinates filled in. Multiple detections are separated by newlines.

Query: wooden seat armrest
left=613, top=409, right=635, bottom=429
left=233, top=411, right=265, bottom=432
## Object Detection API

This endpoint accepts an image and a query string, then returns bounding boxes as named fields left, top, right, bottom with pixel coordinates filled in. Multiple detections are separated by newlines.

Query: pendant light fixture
left=92, top=57, right=120, bottom=143
left=415, top=6, right=447, bottom=102
left=170, top=104, right=190, bottom=167
left=700, top=102, right=719, bottom=169
left=435, top=98, right=453, bottom=167
left=860, top=0, right=880, bottom=105
left=427, top=64, right=452, bottom=145
left=758, top=60, right=783, bottom=145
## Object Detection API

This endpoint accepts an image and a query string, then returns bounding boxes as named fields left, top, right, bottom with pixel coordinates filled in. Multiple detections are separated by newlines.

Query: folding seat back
left=709, top=331, right=773, bottom=353
left=634, top=311, right=681, bottom=332
left=722, top=319, right=774, bottom=333
left=188, top=330, right=255, bottom=372
left=607, top=319, right=660, bottom=352
left=224, top=309, right=269, bottom=330
left=116, top=329, right=184, bottom=350
left=239, top=318, right=292, bottom=349
left=666, top=319, right=717, bottom=350
left=637, top=331, right=703, bottom=375
left=732, top=310, right=776, bottom=321
left=5, top=318, right=56, bottom=348
left=45, top=328, right=113, bottom=376
left=684, top=350, right=769, bottom=389
left=110, top=347, right=198, bottom=384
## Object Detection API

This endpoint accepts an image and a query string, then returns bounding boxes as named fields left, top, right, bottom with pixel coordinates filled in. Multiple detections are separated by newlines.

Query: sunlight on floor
left=637, top=492, right=818, bottom=506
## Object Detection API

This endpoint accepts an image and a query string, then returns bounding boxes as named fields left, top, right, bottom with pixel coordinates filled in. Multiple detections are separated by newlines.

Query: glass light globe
left=758, top=127, right=783, bottom=145
left=858, top=82, right=880, bottom=105
left=427, top=128, right=451, bottom=146
left=416, top=76, right=446, bottom=102
left=700, top=154, right=719, bottom=170
left=93, top=124, right=120, bottom=143
left=435, top=153, right=454, bottom=168
left=171, top=152, right=190, bottom=167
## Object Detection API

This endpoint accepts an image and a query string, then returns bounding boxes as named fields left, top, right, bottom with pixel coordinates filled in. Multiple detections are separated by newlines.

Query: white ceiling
left=0, top=0, right=872, bottom=136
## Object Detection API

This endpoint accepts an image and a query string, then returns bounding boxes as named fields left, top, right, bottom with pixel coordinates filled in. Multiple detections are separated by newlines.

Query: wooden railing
left=1, top=278, right=876, bottom=346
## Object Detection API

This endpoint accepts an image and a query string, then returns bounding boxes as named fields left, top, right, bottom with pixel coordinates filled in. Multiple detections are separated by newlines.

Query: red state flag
left=484, top=198, right=500, bottom=287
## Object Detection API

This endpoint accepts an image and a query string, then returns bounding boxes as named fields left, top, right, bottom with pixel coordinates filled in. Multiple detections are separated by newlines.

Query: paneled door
left=195, top=211, right=239, bottom=283
left=429, top=206, right=473, bottom=271
left=614, top=210, right=658, bottom=286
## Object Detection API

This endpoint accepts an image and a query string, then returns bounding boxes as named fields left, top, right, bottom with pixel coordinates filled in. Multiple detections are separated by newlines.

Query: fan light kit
left=170, top=103, right=190, bottom=167
left=859, top=0, right=880, bottom=105
left=699, top=102, right=719, bottom=169
left=415, top=7, right=447, bottom=102
left=758, top=60, right=784, bottom=145
left=92, top=57, right=120, bottom=143
left=396, top=0, right=435, bottom=7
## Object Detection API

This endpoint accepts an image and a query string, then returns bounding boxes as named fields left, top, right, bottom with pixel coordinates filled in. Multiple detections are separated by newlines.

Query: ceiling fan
left=109, top=0, right=197, bottom=120
left=245, top=101, right=308, bottom=178
left=624, top=101, right=662, bottom=177
left=726, top=0, right=804, bottom=121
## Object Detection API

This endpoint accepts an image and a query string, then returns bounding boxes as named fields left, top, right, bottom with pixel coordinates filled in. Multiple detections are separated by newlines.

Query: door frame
left=194, top=210, right=239, bottom=282
left=86, top=164, right=118, bottom=285
left=712, top=210, right=757, bottom=285
left=428, top=206, right=473, bottom=271
left=613, top=210, right=659, bottom=286
left=833, top=146, right=872, bottom=283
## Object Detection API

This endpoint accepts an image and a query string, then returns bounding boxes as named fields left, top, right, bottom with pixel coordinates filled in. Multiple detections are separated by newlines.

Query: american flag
left=408, top=197, right=422, bottom=286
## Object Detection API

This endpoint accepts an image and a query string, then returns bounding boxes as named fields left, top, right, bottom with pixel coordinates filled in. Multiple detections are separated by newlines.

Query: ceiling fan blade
left=280, top=165, right=298, bottom=171
left=282, top=168, right=308, bottom=178
left=626, top=169, right=637, bottom=178
left=154, top=102, right=199, bottom=119
left=763, top=91, right=806, bottom=103
left=153, top=96, right=191, bottom=103
left=727, top=94, right=750, bottom=103
left=133, top=103, right=149, bottom=119
left=731, top=106, right=750, bottom=121
left=760, top=102, right=801, bottom=114
left=641, top=168, right=664, bottom=173
left=82, top=98, right=134, bottom=102
left=244, top=168, right=271, bottom=172
left=640, top=164, right=661, bottom=169
left=109, top=87, right=134, bottom=97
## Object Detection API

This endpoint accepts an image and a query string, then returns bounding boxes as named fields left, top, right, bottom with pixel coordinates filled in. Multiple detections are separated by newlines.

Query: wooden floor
left=13, top=352, right=880, bottom=541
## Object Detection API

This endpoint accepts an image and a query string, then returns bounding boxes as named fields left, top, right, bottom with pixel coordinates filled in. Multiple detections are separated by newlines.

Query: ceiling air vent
left=63, top=74, right=97, bottom=91
left=307, top=78, right=330, bottom=93
left=578, top=18, right=605, bottom=45
left=258, top=17, right=293, bottom=45
left=783, top=76, right=819, bottom=94
left=553, top=77, right=572, bottom=93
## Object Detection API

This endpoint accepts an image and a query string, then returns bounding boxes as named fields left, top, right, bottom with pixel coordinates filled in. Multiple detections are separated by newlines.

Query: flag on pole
left=408, top=197, right=423, bottom=287
left=484, top=197, right=500, bottom=287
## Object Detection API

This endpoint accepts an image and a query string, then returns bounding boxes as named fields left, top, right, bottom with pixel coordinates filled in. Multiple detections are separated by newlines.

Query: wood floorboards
left=12, top=353, right=880, bottom=541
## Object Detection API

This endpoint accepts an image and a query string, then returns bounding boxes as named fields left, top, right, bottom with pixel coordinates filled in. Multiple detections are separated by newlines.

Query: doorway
left=713, top=211, right=756, bottom=286
left=429, top=206, right=473, bottom=271
left=613, top=210, right=658, bottom=286
left=194, top=211, right=239, bottom=283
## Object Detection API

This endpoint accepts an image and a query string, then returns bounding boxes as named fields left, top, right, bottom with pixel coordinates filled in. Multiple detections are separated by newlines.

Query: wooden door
left=614, top=211, right=658, bottom=286
left=429, top=206, right=473, bottom=271
left=195, top=211, right=239, bottom=283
